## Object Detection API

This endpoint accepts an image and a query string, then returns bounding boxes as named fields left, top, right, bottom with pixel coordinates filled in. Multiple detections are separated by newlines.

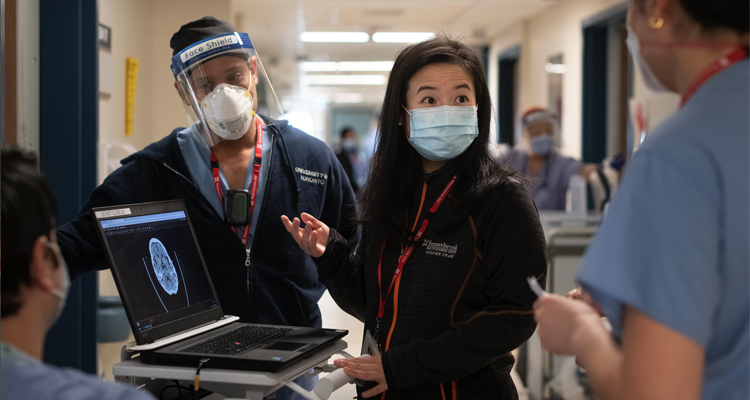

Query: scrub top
left=178, top=117, right=271, bottom=249
left=577, top=59, right=749, bottom=399
left=503, top=148, right=582, bottom=210
left=0, top=342, right=155, bottom=400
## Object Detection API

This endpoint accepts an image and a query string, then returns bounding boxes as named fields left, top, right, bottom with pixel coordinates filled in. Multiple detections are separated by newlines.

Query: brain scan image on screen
left=149, top=238, right=179, bottom=295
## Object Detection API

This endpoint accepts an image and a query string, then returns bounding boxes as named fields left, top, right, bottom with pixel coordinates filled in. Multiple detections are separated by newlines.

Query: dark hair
left=634, top=0, right=749, bottom=33
left=1, top=147, right=58, bottom=318
left=340, top=127, right=355, bottom=139
left=170, top=16, right=236, bottom=56
left=678, top=0, right=748, bottom=33
left=358, top=35, right=515, bottom=243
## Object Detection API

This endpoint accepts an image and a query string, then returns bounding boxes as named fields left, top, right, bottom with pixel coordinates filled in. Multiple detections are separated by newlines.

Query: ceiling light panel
left=372, top=32, right=435, bottom=43
left=300, top=61, right=394, bottom=72
left=306, top=75, right=387, bottom=85
left=300, top=32, right=369, bottom=43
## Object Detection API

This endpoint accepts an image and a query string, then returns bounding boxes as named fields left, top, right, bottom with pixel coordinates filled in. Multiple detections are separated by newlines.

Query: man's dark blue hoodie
left=58, top=117, right=359, bottom=329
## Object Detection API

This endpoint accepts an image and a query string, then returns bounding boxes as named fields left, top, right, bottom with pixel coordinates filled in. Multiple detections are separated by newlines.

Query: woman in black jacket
left=282, top=36, right=547, bottom=399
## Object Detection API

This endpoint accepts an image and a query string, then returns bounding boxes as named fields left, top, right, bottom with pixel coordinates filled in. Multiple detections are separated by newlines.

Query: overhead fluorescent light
left=300, top=32, right=369, bottom=43
left=331, top=93, right=365, bottom=103
left=545, top=63, right=567, bottom=74
left=300, top=61, right=394, bottom=72
left=306, top=75, right=387, bottom=85
left=372, top=32, right=434, bottom=43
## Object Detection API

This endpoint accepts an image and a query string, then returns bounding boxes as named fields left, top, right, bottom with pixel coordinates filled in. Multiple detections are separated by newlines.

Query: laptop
left=91, top=200, right=347, bottom=372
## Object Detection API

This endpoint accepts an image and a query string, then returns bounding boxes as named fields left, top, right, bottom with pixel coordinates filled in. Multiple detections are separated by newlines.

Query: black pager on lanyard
left=224, top=189, right=251, bottom=226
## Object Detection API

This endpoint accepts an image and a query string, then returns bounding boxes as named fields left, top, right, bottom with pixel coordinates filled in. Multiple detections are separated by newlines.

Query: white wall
left=98, top=0, right=156, bottom=156
left=15, top=0, right=40, bottom=152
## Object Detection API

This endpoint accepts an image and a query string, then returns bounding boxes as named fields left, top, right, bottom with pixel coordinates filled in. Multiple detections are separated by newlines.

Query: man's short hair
left=340, top=127, right=355, bottom=139
left=1, top=147, right=58, bottom=317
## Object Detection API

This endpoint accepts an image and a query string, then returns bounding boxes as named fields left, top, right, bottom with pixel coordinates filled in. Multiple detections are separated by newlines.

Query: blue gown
left=503, top=149, right=582, bottom=210
left=577, top=59, right=749, bottom=399
left=1, top=342, right=155, bottom=400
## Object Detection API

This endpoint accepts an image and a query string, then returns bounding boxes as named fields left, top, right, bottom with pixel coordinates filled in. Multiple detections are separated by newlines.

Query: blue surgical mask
left=342, top=138, right=357, bottom=152
left=529, top=133, right=555, bottom=155
left=46, top=242, right=69, bottom=325
left=405, top=105, right=478, bottom=161
left=625, top=27, right=668, bottom=93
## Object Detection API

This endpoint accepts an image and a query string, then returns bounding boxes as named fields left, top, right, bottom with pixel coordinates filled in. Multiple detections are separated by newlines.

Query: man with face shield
left=502, top=107, right=597, bottom=210
left=56, top=17, right=359, bottom=398
left=1, top=147, right=156, bottom=400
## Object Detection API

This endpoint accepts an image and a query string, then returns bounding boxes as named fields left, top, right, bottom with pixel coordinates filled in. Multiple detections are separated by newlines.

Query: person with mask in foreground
left=0, top=147, right=156, bottom=400
left=533, top=0, right=748, bottom=399
left=283, top=36, right=547, bottom=399
left=501, top=107, right=597, bottom=210
left=56, top=17, right=358, bottom=399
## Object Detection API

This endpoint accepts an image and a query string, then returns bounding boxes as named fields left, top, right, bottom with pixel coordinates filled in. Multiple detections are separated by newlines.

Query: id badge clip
left=224, top=189, right=250, bottom=226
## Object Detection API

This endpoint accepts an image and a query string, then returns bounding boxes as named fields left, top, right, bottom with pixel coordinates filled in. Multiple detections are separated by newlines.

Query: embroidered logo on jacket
left=295, top=167, right=327, bottom=185
left=422, top=239, right=458, bottom=258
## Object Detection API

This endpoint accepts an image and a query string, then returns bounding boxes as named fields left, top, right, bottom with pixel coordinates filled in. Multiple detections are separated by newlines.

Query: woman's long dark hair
left=358, top=36, right=516, bottom=243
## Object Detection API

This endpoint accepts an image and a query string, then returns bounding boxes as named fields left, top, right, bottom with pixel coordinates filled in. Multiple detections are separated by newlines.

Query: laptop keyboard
left=179, top=326, right=292, bottom=355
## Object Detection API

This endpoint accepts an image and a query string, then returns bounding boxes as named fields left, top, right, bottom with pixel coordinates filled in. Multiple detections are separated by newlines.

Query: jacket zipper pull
left=245, top=248, right=251, bottom=267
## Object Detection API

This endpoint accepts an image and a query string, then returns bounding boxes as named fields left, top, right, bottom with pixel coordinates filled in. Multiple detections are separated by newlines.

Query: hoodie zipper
left=246, top=131, right=276, bottom=301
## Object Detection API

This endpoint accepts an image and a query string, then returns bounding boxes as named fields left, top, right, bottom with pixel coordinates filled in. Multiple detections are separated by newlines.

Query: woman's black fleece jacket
left=315, top=165, right=548, bottom=399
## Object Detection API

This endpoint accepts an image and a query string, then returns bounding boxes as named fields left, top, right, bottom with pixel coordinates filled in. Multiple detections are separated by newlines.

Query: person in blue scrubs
left=0, top=147, right=155, bottom=400
left=533, top=0, right=749, bottom=399
left=501, top=107, right=596, bottom=210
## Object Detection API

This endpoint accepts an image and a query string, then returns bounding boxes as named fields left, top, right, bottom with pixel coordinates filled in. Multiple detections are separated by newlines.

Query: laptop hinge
left=127, top=315, right=240, bottom=352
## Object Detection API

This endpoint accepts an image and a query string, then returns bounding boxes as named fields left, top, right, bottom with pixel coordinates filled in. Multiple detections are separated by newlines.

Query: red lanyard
left=681, top=47, right=747, bottom=107
left=210, top=117, right=263, bottom=247
left=376, top=175, right=457, bottom=323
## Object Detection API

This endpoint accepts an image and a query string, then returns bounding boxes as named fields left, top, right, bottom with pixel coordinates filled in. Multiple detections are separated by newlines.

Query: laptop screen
left=94, top=201, right=224, bottom=343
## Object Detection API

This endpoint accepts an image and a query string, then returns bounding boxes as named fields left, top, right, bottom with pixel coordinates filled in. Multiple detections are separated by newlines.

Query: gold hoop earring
left=649, top=17, right=664, bottom=29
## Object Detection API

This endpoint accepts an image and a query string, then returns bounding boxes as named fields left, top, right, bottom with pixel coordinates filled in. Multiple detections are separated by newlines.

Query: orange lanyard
left=210, top=117, right=263, bottom=247
left=681, top=47, right=747, bottom=107
left=375, top=175, right=457, bottom=339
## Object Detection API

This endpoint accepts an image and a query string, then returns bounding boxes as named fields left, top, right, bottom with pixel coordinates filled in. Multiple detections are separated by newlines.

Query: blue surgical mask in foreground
left=625, top=27, right=669, bottom=93
left=46, top=241, right=70, bottom=325
left=529, top=133, right=555, bottom=155
left=405, top=105, right=479, bottom=161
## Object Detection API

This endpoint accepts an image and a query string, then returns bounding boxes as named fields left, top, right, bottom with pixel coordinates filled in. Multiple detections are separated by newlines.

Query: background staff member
left=1, top=147, right=155, bottom=400
left=534, top=0, right=749, bottom=399
left=501, top=107, right=597, bottom=210
left=284, top=36, right=547, bottom=399
left=56, top=17, right=358, bottom=399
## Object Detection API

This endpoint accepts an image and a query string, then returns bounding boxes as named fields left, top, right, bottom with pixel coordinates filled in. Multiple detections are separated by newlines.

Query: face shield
left=171, top=32, right=284, bottom=148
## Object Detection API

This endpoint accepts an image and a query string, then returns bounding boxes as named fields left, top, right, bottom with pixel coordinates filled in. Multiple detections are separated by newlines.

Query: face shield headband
left=171, top=32, right=285, bottom=148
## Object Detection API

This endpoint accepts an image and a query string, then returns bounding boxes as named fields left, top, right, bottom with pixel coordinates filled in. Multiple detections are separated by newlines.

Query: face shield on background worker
left=171, top=32, right=284, bottom=148
left=520, top=107, right=560, bottom=156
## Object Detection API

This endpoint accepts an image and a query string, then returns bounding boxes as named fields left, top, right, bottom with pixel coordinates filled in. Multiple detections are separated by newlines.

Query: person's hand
left=334, top=356, right=388, bottom=398
left=281, top=213, right=329, bottom=258
left=567, top=286, right=604, bottom=316
left=578, top=163, right=599, bottom=179
left=533, top=294, right=605, bottom=356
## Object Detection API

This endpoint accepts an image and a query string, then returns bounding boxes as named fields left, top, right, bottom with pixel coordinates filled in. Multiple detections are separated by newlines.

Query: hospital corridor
left=1, top=0, right=748, bottom=400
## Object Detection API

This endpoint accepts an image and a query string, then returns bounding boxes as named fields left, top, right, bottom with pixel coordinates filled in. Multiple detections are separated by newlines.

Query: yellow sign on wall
left=125, top=57, right=139, bottom=136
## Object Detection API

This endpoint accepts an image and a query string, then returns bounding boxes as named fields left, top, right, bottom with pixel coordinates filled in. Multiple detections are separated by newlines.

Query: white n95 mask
left=200, top=83, right=255, bottom=140
left=406, top=105, right=479, bottom=161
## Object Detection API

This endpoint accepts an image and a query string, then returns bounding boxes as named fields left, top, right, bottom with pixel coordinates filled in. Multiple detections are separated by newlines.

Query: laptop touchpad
left=266, top=342, right=309, bottom=351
